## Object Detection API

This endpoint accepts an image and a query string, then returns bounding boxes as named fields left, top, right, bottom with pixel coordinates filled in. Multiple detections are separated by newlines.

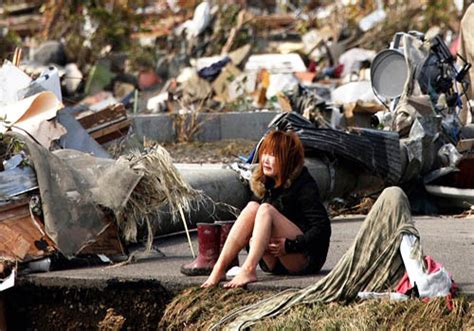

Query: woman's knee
left=242, top=201, right=260, bottom=217
left=257, top=203, right=276, bottom=217
left=246, top=201, right=260, bottom=211
left=236, top=202, right=259, bottom=225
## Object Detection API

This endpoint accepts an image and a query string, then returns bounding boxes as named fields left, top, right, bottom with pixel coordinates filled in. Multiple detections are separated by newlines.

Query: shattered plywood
left=0, top=199, right=55, bottom=261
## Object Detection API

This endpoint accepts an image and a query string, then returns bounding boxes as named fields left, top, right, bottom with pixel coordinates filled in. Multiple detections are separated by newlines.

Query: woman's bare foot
left=223, top=269, right=257, bottom=288
left=201, top=270, right=225, bottom=288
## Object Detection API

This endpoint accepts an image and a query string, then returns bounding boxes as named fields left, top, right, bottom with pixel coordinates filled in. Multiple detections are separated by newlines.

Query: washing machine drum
left=370, top=49, right=408, bottom=100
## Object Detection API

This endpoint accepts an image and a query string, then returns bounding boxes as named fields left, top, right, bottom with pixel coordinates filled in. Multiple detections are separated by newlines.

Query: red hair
left=255, top=130, right=305, bottom=188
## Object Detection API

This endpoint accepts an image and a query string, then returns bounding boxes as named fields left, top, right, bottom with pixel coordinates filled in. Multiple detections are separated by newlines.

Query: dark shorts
left=259, top=254, right=324, bottom=276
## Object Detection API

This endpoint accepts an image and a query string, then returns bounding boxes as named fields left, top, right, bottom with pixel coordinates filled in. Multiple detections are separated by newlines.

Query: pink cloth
left=395, top=256, right=458, bottom=297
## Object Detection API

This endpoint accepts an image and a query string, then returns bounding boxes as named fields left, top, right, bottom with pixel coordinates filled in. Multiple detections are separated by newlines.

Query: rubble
left=0, top=1, right=473, bottom=327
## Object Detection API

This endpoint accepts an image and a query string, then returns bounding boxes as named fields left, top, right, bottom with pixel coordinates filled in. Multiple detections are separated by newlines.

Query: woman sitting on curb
left=202, top=130, right=331, bottom=288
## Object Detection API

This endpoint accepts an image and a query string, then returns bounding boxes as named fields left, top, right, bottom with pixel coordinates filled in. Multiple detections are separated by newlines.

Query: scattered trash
left=244, top=53, right=307, bottom=73
left=84, top=62, right=116, bottom=96
left=359, top=8, right=387, bottom=32
left=182, top=1, right=211, bottom=40
left=338, top=48, right=376, bottom=78
left=0, top=91, right=65, bottom=147
left=332, top=81, right=377, bottom=104
left=63, top=63, right=83, bottom=95
left=32, top=41, right=67, bottom=66
left=0, top=269, right=15, bottom=292
left=0, top=4, right=472, bottom=327
left=0, top=61, right=32, bottom=106
left=226, top=266, right=241, bottom=280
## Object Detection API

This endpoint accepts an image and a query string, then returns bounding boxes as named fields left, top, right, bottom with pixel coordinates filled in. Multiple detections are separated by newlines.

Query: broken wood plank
left=78, top=218, right=125, bottom=256
left=0, top=1, right=42, bottom=16
left=0, top=202, right=30, bottom=222
left=253, top=14, right=296, bottom=29
left=0, top=197, right=31, bottom=220
left=88, top=119, right=132, bottom=144
left=76, top=103, right=127, bottom=130
left=0, top=14, right=44, bottom=36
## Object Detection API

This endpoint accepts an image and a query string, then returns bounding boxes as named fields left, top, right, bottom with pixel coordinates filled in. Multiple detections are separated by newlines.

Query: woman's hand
left=268, top=238, right=287, bottom=257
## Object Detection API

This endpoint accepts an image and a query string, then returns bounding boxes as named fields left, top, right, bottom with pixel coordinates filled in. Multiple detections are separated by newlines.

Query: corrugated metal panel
left=270, top=112, right=402, bottom=185
left=0, top=166, right=38, bottom=199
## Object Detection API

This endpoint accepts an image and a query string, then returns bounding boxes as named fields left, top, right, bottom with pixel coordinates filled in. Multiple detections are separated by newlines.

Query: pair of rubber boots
left=180, top=220, right=239, bottom=276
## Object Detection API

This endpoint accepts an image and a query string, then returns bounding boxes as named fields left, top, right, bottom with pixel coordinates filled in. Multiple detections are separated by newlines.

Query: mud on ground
left=6, top=280, right=172, bottom=330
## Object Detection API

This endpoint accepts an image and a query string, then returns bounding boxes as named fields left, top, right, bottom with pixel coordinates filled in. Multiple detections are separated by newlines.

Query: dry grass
left=115, top=144, right=240, bottom=254
left=259, top=296, right=472, bottom=330
left=116, top=145, right=206, bottom=250
left=159, top=287, right=273, bottom=330
left=160, top=288, right=473, bottom=330
left=329, top=196, right=375, bottom=218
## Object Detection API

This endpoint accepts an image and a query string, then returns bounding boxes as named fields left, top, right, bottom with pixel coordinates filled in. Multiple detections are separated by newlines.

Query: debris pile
left=0, top=1, right=467, bottom=123
left=0, top=128, right=205, bottom=289
left=0, top=0, right=473, bottom=306
left=0, top=53, right=207, bottom=290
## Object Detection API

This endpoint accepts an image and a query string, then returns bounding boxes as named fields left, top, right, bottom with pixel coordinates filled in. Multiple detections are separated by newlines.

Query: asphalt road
left=22, top=215, right=474, bottom=296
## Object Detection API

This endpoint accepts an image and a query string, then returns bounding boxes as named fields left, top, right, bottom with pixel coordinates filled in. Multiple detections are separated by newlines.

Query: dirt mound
left=6, top=280, right=172, bottom=330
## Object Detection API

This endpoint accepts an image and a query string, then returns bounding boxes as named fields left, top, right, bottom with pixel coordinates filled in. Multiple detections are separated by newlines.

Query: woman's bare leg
left=201, top=201, right=260, bottom=288
left=224, top=203, right=307, bottom=288
left=265, top=210, right=308, bottom=273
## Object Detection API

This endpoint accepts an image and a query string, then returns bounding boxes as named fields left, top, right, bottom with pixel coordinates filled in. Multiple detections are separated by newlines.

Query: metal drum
left=370, top=49, right=408, bottom=100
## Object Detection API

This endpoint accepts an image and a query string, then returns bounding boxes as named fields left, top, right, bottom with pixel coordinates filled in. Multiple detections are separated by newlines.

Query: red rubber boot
left=216, top=220, right=239, bottom=269
left=180, top=223, right=220, bottom=276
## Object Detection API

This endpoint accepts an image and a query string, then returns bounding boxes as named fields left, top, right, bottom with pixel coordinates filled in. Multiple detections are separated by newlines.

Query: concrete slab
left=132, top=113, right=176, bottom=142
left=20, top=216, right=474, bottom=296
left=131, top=111, right=279, bottom=142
